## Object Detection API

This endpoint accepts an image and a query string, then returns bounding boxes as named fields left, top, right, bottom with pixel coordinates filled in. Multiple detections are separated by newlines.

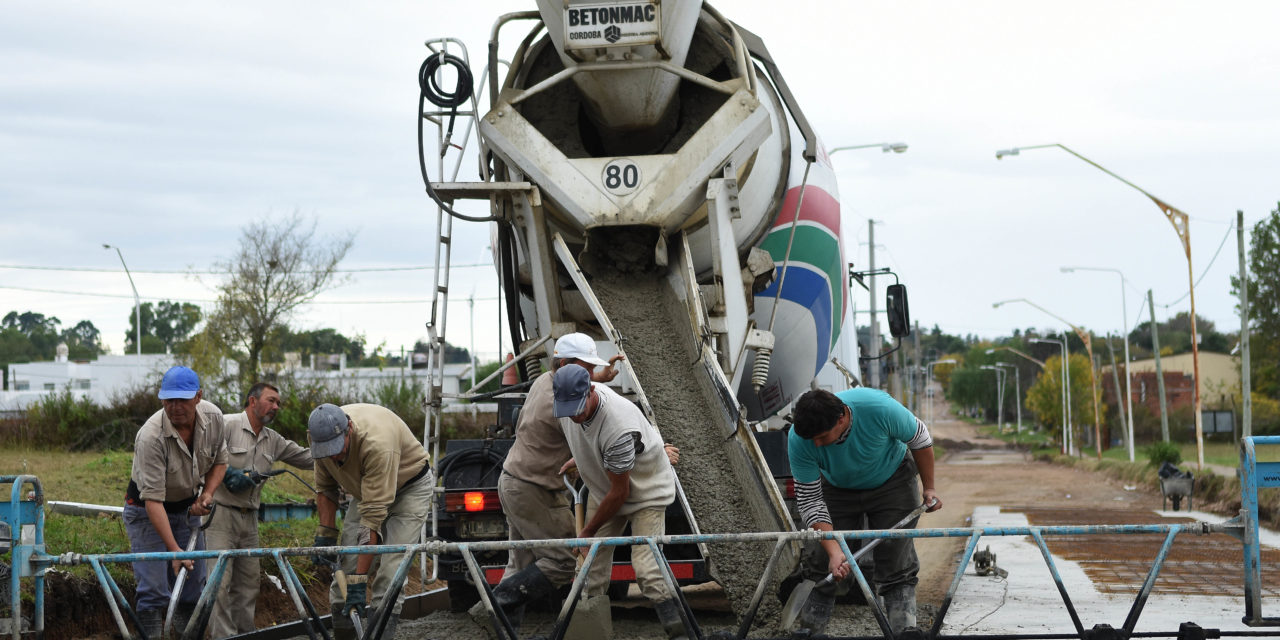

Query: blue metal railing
left=4, top=436, right=1280, bottom=639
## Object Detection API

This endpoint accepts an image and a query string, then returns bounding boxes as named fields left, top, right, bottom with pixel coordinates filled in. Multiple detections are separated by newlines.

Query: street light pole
left=997, top=143, right=1204, bottom=468
left=829, top=142, right=908, bottom=390
left=926, top=358, right=957, bottom=424
left=1062, top=266, right=1136, bottom=462
left=103, top=244, right=141, bottom=359
left=996, top=362, right=1021, bottom=435
left=980, top=365, right=1006, bottom=432
left=1029, top=337, right=1070, bottom=455
left=996, top=298, right=1101, bottom=459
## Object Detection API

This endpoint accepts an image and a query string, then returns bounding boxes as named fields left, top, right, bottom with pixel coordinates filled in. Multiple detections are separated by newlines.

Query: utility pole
left=1149, top=289, right=1171, bottom=442
left=1105, top=334, right=1128, bottom=454
left=912, top=320, right=921, bottom=412
left=1238, top=210, right=1252, bottom=438
left=868, top=219, right=880, bottom=388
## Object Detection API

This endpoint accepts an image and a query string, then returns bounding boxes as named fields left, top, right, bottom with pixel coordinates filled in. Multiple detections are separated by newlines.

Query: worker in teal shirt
left=786, top=387, right=943, bottom=635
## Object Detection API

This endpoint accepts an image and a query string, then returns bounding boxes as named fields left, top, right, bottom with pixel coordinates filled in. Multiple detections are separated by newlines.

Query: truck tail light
left=445, top=490, right=501, bottom=512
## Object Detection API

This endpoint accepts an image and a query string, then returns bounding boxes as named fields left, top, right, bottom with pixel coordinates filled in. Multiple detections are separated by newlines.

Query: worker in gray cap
left=308, top=403, right=433, bottom=640
left=552, top=365, right=685, bottom=639
left=123, top=365, right=227, bottom=638
left=472, top=333, right=623, bottom=630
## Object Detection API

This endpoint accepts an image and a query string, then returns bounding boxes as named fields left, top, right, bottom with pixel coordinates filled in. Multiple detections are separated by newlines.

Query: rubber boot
left=331, top=603, right=357, bottom=640
left=472, top=565, right=556, bottom=631
left=136, top=608, right=164, bottom=640
left=172, top=602, right=196, bottom=639
left=795, top=590, right=835, bottom=637
left=654, top=598, right=689, bottom=639
left=884, top=584, right=918, bottom=634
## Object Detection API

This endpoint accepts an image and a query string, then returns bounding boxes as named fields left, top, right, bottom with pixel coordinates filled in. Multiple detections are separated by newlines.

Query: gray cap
left=308, top=403, right=349, bottom=459
left=552, top=365, right=592, bottom=418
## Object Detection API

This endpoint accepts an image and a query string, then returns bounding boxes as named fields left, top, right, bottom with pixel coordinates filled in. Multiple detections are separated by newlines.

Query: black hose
left=435, top=446, right=506, bottom=488
left=469, top=379, right=534, bottom=403
left=416, top=52, right=502, bottom=223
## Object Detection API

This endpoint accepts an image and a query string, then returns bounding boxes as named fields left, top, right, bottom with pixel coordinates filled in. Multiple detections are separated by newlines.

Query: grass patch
left=976, top=423, right=1056, bottom=450
left=1093, top=440, right=1280, bottom=468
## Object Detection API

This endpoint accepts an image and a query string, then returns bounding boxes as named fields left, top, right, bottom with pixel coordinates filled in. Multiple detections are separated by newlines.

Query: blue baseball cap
left=157, top=366, right=200, bottom=400
left=552, top=365, right=592, bottom=418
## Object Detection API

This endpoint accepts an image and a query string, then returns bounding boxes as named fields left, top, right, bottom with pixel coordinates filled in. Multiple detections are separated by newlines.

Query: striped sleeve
left=795, top=479, right=831, bottom=528
left=907, top=417, right=933, bottom=450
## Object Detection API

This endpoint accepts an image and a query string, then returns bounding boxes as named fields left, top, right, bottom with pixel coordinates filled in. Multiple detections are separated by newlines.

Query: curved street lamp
left=986, top=346, right=1045, bottom=370
left=829, top=141, right=909, bottom=388
left=1027, top=337, right=1070, bottom=455
left=996, top=142, right=1204, bottom=468
left=979, top=365, right=1006, bottom=432
left=103, top=244, right=141, bottom=359
left=996, top=362, right=1022, bottom=435
left=1062, top=265, right=1136, bottom=462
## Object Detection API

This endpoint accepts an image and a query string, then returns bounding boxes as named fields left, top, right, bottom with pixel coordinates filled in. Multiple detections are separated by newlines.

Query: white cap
left=552, top=333, right=609, bottom=367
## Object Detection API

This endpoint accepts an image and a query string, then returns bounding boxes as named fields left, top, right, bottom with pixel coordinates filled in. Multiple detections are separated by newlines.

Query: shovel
left=781, top=499, right=935, bottom=631
left=563, top=473, right=587, bottom=569
left=163, top=503, right=217, bottom=638
left=318, top=556, right=367, bottom=638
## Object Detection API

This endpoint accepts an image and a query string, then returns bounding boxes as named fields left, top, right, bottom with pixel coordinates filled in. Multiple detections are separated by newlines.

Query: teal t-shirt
left=787, top=387, right=918, bottom=489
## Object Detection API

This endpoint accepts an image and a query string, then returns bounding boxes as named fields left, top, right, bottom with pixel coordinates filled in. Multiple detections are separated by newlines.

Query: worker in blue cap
left=123, top=366, right=228, bottom=638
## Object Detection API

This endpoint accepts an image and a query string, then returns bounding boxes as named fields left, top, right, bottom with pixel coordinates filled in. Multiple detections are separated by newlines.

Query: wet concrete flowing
left=591, top=268, right=789, bottom=633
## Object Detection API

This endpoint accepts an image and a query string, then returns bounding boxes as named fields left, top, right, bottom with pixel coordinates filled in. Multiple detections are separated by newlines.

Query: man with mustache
left=206, top=382, right=313, bottom=638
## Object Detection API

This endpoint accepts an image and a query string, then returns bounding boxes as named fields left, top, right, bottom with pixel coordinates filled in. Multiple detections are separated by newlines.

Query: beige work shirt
left=313, top=403, right=430, bottom=532
left=131, top=400, right=229, bottom=503
left=502, top=370, right=573, bottom=490
left=212, top=412, right=313, bottom=510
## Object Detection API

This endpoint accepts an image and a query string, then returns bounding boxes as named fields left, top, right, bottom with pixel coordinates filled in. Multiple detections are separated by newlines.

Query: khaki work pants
left=205, top=506, right=261, bottom=638
left=585, top=503, right=671, bottom=602
left=498, top=472, right=577, bottom=586
left=330, top=470, right=434, bottom=615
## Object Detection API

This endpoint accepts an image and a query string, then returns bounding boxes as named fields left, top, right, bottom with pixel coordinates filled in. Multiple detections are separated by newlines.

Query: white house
left=1, top=347, right=175, bottom=414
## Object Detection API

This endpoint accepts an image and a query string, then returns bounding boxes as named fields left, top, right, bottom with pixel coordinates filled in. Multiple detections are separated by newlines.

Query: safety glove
left=341, top=574, right=368, bottom=617
left=312, top=524, right=339, bottom=568
left=222, top=466, right=256, bottom=494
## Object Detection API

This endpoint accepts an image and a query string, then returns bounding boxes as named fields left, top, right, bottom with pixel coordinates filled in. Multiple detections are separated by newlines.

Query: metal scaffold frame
left=6, top=437, right=1280, bottom=639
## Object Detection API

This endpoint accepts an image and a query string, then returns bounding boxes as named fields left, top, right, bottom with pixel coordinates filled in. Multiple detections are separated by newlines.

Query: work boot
left=172, top=602, right=196, bottom=639
left=331, top=603, right=357, bottom=640
left=654, top=598, right=689, bottom=639
left=795, top=590, right=835, bottom=636
left=883, top=584, right=918, bottom=634
left=136, top=608, right=164, bottom=640
left=477, top=565, right=557, bottom=631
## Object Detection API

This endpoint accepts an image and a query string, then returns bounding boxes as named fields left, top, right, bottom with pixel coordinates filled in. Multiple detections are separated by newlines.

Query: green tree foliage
left=413, top=339, right=471, bottom=364
left=125, top=301, right=203, bottom=354
left=204, top=213, right=354, bottom=383
left=1231, top=202, right=1280, bottom=399
left=1127, top=312, right=1230, bottom=359
left=1024, top=353, right=1106, bottom=448
left=277, top=327, right=367, bottom=364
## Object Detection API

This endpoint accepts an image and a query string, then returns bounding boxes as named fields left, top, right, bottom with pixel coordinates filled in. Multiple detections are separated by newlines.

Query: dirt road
left=915, top=395, right=1156, bottom=606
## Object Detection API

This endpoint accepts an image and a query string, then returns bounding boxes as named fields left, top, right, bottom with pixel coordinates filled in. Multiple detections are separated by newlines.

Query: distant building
left=1, top=347, right=175, bottom=414
left=1101, top=351, right=1240, bottom=411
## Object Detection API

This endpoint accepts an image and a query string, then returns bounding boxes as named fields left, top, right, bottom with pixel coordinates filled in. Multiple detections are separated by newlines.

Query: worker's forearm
left=144, top=501, right=181, bottom=552
left=316, top=493, right=339, bottom=530
left=912, top=447, right=935, bottom=492
left=201, top=463, right=227, bottom=502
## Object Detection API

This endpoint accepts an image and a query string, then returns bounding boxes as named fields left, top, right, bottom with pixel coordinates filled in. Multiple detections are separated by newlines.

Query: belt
left=395, top=464, right=432, bottom=498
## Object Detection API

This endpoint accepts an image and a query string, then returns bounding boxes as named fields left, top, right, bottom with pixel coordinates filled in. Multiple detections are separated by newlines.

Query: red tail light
left=445, top=490, right=501, bottom=512
left=785, top=478, right=796, bottom=499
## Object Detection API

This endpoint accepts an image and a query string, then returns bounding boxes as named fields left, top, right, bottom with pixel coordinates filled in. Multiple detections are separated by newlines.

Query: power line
left=0, top=285, right=500, bottom=305
left=0, top=262, right=496, bottom=275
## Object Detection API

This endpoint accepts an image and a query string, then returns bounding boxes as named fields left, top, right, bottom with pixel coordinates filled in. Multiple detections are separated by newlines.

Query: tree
left=1127, top=312, right=1230, bottom=358
left=61, top=319, right=105, bottom=359
left=1232, top=202, right=1280, bottom=399
left=1024, top=353, right=1105, bottom=449
left=126, top=301, right=203, bottom=354
left=279, top=327, right=366, bottom=363
left=412, top=339, right=471, bottom=364
left=207, top=213, right=353, bottom=381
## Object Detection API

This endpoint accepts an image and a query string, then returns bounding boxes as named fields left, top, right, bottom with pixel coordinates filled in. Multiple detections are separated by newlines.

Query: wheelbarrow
left=1157, top=462, right=1194, bottom=511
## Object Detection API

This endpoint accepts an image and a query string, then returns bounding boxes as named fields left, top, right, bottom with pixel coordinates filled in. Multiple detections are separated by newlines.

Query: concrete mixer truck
left=418, top=0, right=912, bottom=622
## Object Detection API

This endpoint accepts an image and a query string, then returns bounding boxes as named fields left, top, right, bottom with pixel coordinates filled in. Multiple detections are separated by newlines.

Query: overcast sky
left=3, top=1, right=1277, bottom=363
